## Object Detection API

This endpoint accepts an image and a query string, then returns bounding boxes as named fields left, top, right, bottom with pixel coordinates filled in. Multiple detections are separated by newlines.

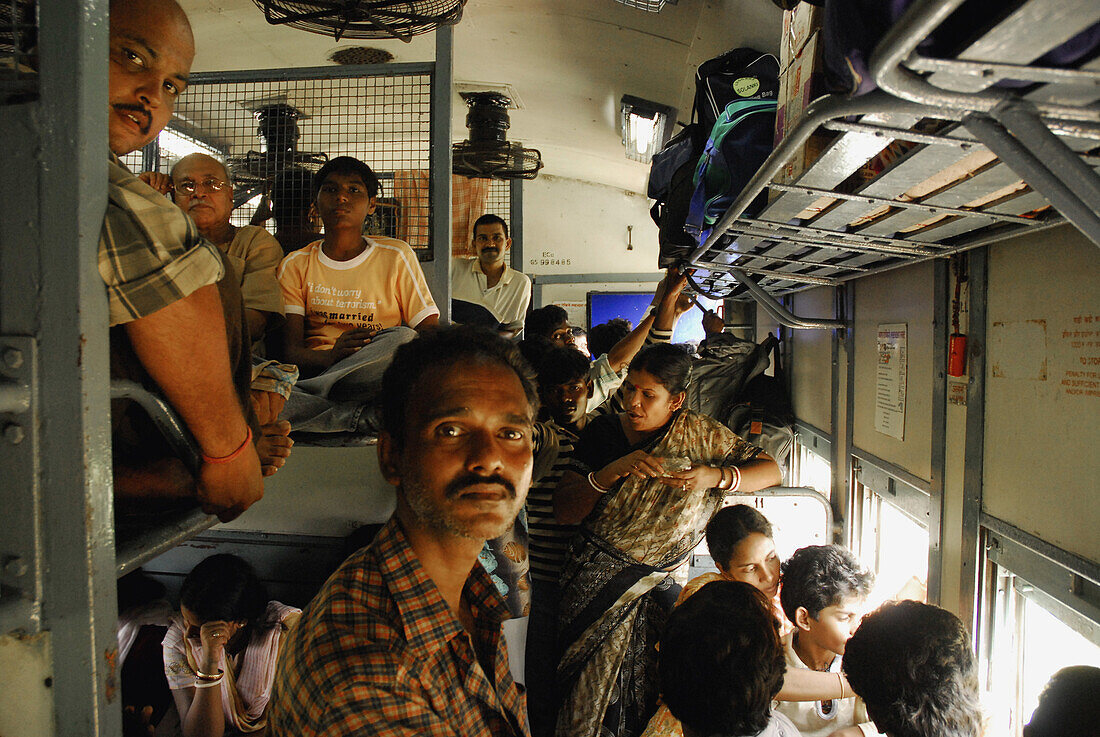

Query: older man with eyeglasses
left=143, top=153, right=285, bottom=344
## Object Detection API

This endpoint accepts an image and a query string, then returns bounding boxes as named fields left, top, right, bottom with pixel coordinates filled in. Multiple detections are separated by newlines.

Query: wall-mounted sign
left=875, top=323, right=907, bottom=440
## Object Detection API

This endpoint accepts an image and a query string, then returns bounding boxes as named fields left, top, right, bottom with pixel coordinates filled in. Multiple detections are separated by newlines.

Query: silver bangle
left=193, top=675, right=223, bottom=689
left=588, top=471, right=611, bottom=493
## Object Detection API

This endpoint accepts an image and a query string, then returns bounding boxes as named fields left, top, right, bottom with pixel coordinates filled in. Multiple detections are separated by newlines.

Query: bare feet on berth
left=257, top=421, right=293, bottom=477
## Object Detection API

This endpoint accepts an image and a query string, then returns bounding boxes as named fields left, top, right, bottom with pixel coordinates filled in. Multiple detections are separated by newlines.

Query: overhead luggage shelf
left=686, top=0, right=1100, bottom=320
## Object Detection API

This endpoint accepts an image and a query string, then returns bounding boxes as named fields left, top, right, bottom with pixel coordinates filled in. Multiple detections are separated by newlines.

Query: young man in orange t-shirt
left=277, top=157, right=439, bottom=430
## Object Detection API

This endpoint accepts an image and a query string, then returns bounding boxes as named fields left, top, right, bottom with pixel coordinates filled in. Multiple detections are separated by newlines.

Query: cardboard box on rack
left=774, top=30, right=828, bottom=185
left=775, top=130, right=834, bottom=187
left=776, top=31, right=824, bottom=143
left=781, top=2, right=823, bottom=70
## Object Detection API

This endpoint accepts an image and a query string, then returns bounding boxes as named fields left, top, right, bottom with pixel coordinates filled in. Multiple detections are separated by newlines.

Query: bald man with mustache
left=101, top=0, right=263, bottom=520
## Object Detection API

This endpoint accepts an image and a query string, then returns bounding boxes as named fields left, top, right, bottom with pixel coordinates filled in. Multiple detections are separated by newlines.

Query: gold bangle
left=195, top=668, right=223, bottom=681
left=837, top=672, right=852, bottom=699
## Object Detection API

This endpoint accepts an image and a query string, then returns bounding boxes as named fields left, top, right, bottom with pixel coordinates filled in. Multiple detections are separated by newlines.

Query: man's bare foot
left=251, top=388, right=288, bottom=426
left=257, top=420, right=293, bottom=477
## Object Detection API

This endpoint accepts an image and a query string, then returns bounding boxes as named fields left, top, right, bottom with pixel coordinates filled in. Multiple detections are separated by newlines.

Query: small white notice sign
left=875, top=323, right=907, bottom=440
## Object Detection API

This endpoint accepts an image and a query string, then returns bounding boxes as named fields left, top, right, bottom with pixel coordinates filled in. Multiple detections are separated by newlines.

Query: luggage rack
left=684, top=0, right=1100, bottom=328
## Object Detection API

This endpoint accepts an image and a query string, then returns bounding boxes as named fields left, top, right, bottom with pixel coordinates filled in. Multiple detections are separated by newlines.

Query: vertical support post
left=141, top=138, right=160, bottom=173
left=4, top=0, right=120, bottom=733
left=428, top=24, right=454, bottom=322
left=927, top=258, right=949, bottom=605
left=830, top=284, right=854, bottom=542
left=960, top=246, right=988, bottom=632
left=509, top=178, right=524, bottom=270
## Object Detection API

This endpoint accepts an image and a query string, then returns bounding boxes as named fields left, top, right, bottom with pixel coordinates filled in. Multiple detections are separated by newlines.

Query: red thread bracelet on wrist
left=202, top=427, right=253, bottom=465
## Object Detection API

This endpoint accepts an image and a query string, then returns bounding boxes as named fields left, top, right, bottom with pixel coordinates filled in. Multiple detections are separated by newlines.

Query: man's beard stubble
left=402, top=472, right=523, bottom=541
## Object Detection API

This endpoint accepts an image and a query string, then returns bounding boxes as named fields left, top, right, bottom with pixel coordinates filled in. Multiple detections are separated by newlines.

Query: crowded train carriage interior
left=1, top=0, right=1099, bottom=734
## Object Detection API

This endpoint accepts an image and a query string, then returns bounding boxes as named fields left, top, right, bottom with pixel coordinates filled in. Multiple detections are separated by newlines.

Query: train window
left=686, top=494, right=831, bottom=583
left=852, top=464, right=930, bottom=607
left=980, top=527, right=1100, bottom=735
left=791, top=438, right=831, bottom=497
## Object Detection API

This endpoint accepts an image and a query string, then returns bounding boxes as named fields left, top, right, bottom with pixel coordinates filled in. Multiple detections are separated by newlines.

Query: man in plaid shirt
left=102, top=0, right=262, bottom=520
left=270, top=326, right=535, bottom=736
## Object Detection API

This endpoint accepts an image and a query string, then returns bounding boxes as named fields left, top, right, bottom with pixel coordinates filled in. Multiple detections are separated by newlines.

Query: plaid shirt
left=99, top=154, right=223, bottom=326
left=269, top=516, right=529, bottom=737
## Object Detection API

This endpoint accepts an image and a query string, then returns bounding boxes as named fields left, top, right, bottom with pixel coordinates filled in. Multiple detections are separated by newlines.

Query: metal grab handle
left=110, top=379, right=202, bottom=475
left=729, top=269, right=847, bottom=331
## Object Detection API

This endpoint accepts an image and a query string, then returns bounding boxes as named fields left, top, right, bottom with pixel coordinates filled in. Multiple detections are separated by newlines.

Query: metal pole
left=927, top=257, right=949, bottom=605
left=963, top=113, right=1100, bottom=248
left=728, top=269, right=847, bottom=330
left=429, top=24, right=454, bottom=322
left=959, top=246, right=988, bottom=633
left=14, top=0, right=119, bottom=732
left=993, top=100, right=1100, bottom=223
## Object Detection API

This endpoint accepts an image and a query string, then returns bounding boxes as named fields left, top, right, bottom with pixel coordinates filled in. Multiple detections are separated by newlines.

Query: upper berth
left=685, top=0, right=1100, bottom=310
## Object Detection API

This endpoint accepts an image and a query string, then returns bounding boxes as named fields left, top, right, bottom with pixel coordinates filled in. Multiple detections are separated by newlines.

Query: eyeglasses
left=173, top=178, right=229, bottom=195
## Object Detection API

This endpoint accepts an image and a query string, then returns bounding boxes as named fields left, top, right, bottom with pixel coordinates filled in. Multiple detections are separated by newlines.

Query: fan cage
left=253, top=0, right=466, bottom=41
left=0, top=0, right=37, bottom=104
left=453, top=141, right=543, bottom=181
left=611, top=0, right=674, bottom=12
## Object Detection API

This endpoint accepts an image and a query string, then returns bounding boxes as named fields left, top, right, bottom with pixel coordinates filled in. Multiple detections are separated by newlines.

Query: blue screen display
left=586, top=291, right=718, bottom=346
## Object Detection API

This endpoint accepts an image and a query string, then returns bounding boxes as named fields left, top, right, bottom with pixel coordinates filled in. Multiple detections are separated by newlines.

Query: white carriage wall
left=789, top=287, right=835, bottom=434
left=522, top=175, right=660, bottom=277
left=223, top=446, right=396, bottom=536
left=983, top=225, right=1100, bottom=564
left=852, top=261, right=937, bottom=481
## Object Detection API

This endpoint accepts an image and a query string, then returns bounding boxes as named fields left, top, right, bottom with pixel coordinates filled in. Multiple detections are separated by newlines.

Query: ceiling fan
left=452, top=92, right=543, bottom=181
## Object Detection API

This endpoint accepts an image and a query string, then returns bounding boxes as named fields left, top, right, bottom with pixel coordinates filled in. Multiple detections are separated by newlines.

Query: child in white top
left=776, top=545, right=881, bottom=737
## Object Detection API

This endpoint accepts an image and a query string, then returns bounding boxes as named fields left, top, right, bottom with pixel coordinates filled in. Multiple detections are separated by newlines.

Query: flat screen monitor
left=586, top=290, right=719, bottom=347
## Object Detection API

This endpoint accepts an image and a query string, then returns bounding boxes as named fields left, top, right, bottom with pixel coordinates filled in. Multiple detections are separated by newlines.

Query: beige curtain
left=392, top=170, right=491, bottom=257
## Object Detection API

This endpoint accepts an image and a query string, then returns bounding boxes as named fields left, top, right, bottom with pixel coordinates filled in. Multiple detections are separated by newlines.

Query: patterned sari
left=556, top=409, right=761, bottom=737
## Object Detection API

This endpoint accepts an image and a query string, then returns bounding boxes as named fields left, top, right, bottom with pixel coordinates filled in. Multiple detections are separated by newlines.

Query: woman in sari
left=162, top=554, right=301, bottom=736
left=553, top=343, right=782, bottom=737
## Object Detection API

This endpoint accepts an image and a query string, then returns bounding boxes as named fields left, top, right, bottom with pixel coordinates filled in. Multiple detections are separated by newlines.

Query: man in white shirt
left=451, top=214, right=532, bottom=336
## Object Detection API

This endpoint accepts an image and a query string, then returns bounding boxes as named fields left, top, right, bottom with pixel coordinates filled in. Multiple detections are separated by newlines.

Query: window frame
left=978, top=514, right=1100, bottom=735
left=849, top=450, right=932, bottom=599
left=792, top=420, right=832, bottom=498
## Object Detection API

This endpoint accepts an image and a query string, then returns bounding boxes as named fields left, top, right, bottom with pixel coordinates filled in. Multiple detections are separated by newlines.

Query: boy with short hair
left=276, top=156, right=438, bottom=429
left=778, top=545, right=878, bottom=737
left=660, top=580, right=800, bottom=737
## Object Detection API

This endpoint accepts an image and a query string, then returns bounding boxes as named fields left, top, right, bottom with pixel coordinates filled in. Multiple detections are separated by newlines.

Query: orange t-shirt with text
left=277, top=237, right=438, bottom=350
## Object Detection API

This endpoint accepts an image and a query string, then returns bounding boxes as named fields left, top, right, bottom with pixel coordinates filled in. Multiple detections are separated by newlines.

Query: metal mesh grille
left=125, top=68, right=434, bottom=255
left=485, top=178, right=510, bottom=231
left=0, top=0, right=37, bottom=104
left=485, top=178, right=515, bottom=266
